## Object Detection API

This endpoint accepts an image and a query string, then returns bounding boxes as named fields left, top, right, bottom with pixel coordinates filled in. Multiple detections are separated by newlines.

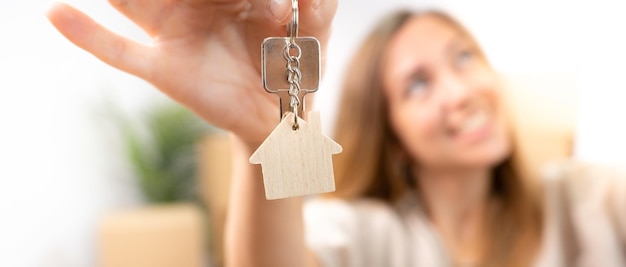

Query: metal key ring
left=288, top=0, right=299, bottom=44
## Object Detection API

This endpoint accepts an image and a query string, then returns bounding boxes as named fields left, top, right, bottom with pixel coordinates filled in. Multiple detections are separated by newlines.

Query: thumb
left=267, top=0, right=292, bottom=24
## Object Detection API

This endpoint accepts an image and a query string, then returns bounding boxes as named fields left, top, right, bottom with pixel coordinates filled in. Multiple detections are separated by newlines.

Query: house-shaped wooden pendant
left=249, top=111, right=342, bottom=200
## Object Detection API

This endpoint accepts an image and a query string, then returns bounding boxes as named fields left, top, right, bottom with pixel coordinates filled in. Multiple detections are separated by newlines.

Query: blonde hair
left=330, top=10, right=544, bottom=267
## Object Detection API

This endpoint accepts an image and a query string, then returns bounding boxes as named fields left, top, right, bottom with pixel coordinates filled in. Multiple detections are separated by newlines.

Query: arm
left=226, top=135, right=319, bottom=267
left=46, top=1, right=336, bottom=266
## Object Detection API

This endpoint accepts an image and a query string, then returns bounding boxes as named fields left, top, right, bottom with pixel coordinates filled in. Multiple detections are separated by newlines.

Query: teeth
left=457, top=112, right=487, bottom=135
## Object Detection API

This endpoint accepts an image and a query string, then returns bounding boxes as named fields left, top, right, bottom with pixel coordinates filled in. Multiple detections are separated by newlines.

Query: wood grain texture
left=250, top=111, right=342, bottom=200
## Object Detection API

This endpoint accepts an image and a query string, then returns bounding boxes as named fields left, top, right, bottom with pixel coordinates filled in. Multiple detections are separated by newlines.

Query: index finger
left=252, top=0, right=337, bottom=40
left=298, top=0, right=337, bottom=39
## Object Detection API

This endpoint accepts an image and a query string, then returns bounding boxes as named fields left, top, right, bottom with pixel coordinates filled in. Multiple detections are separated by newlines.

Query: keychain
left=249, top=0, right=342, bottom=200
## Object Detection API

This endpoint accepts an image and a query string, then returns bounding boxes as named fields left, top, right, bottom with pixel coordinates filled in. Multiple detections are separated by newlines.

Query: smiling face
left=382, top=15, right=511, bottom=172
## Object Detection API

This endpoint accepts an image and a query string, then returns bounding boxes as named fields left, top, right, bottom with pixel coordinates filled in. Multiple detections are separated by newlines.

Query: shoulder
left=303, top=197, right=404, bottom=240
left=539, top=160, right=626, bottom=265
left=303, top=197, right=409, bottom=267
left=541, top=160, right=626, bottom=208
left=305, top=196, right=400, bottom=220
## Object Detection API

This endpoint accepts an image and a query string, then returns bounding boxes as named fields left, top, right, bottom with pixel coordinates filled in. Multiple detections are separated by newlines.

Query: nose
left=441, top=72, right=472, bottom=112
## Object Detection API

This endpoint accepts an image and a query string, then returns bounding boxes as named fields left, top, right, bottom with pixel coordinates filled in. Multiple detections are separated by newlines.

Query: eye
left=406, top=75, right=429, bottom=97
left=456, top=49, right=474, bottom=68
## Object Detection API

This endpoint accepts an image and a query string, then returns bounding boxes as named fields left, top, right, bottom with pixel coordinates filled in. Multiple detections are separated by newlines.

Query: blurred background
left=0, top=0, right=625, bottom=266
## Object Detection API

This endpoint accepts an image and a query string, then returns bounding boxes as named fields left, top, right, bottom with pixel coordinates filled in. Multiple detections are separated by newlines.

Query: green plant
left=121, top=102, right=213, bottom=203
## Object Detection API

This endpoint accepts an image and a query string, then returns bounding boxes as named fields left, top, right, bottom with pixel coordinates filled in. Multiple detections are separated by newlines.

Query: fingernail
left=312, top=0, right=321, bottom=10
left=270, top=0, right=289, bottom=22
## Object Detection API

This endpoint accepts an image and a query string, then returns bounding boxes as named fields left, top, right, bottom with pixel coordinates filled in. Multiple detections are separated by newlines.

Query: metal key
left=260, top=0, right=320, bottom=121
left=252, top=0, right=341, bottom=200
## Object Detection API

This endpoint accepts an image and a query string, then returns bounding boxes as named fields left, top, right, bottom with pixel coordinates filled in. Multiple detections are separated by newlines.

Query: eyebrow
left=393, top=32, right=471, bottom=92
left=446, top=32, right=469, bottom=55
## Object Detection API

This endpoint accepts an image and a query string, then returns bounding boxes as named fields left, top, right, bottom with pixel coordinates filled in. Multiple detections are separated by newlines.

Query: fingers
left=107, top=0, right=169, bottom=36
left=265, top=0, right=292, bottom=24
left=298, top=0, right=337, bottom=37
left=252, top=0, right=337, bottom=37
left=46, top=2, right=154, bottom=80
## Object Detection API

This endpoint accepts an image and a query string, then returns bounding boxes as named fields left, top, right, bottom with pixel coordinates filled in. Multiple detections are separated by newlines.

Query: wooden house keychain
left=249, top=0, right=342, bottom=200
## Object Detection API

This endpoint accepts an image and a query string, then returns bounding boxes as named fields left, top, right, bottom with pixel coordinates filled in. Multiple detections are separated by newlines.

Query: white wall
left=0, top=1, right=158, bottom=266
left=0, top=0, right=624, bottom=266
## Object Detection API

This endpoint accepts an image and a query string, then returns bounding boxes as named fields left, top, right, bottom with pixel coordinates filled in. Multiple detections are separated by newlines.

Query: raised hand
left=47, top=0, right=337, bottom=146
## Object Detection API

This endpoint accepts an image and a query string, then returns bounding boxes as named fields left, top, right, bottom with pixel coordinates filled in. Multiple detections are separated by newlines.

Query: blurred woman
left=306, top=10, right=625, bottom=267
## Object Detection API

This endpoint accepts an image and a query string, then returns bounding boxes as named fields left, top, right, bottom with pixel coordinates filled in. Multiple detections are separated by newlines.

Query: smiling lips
left=448, top=111, right=492, bottom=143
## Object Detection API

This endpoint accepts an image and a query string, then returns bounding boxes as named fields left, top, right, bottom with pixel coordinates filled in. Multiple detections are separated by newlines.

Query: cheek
left=477, top=74, right=507, bottom=133
left=390, top=103, right=442, bottom=158
left=464, top=73, right=512, bottom=164
left=471, top=67, right=502, bottom=101
left=468, top=68, right=506, bottom=128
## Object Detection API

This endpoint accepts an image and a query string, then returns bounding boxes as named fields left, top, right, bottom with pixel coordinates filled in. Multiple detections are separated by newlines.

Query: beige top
left=304, top=162, right=626, bottom=267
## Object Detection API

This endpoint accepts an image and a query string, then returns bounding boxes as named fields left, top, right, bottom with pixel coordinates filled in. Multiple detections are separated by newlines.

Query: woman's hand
left=47, top=0, right=337, bottom=146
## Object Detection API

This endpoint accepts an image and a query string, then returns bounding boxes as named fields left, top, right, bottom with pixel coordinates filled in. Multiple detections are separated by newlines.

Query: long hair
left=330, top=10, right=544, bottom=267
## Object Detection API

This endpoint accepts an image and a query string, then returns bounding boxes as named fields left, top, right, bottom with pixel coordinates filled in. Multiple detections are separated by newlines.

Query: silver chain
left=284, top=1, right=302, bottom=130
